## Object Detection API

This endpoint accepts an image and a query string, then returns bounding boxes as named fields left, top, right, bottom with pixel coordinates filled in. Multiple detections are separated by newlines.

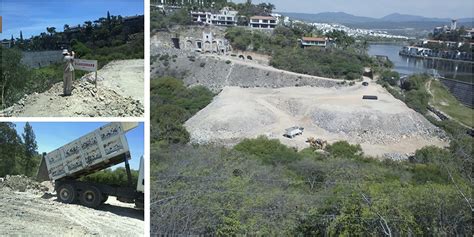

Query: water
left=368, top=44, right=473, bottom=83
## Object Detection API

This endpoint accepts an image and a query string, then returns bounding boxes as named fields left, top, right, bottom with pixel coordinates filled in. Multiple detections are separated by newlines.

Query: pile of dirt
left=185, top=85, right=448, bottom=159
left=0, top=175, right=50, bottom=195
left=1, top=80, right=143, bottom=117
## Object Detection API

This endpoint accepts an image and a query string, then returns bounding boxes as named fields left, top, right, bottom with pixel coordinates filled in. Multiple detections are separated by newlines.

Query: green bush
left=150, top=77, right=214, bottom=144
left=81, top=167, right=139, bottom=187
left=405, top=89, right=430, bottom=114
left=381, top=70, right=400, bottom=86
left=234, top=136, right=300, bottom=165
left=326, top=141, right=363, bottom=159
left=270, top=47, right=370, bottom=80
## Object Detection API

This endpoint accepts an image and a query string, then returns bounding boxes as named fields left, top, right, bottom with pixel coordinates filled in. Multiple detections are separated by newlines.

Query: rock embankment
left=1, top=80, right=143, bottom=117
left=152, top=47, right=343, bottom=91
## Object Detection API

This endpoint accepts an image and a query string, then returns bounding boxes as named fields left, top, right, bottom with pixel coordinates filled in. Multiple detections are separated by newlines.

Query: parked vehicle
left=283, top=126, right=304, bottom=138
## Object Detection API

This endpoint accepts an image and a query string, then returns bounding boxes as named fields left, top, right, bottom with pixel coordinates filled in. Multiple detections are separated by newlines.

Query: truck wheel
left=57, top=184, right=76, bottom=204
left=101, top=194, right=109, bottom=204
left=80, top=186, right=103, bottom=208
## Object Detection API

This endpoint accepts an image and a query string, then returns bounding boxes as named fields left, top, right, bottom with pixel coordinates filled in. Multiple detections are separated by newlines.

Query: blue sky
left=1, top=0, right=143, bottom=40
left=13, top=122, right=144, bottom=170
left=234, top=0, right=474, bottom=19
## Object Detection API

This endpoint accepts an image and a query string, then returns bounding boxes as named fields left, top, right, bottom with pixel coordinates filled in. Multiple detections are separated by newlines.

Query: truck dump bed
left=42, top=122, right=137, bottom=181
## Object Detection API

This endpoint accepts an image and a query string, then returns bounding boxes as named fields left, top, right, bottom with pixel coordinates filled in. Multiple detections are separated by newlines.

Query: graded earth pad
left=0, top=176, right=143, bottom=236
left=95, top=59, right=144, bottom=104
left=0, top=59, right=144, bottom=117
left=185, top=83, right=448, bottom=159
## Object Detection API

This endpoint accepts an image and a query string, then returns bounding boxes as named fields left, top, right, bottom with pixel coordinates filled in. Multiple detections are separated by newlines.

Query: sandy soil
left=98, top=59, right=144, bottom=104
left=0, top=191, right=143, bottom=236
left=185, top=81, right=447, bottom=158
left=0, top=59, right=144, bottom=117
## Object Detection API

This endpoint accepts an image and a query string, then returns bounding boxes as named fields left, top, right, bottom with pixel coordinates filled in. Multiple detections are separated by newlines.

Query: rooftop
left=250, top=16, right=276, bottom=20
left=302, top=37, right=327, bottom=42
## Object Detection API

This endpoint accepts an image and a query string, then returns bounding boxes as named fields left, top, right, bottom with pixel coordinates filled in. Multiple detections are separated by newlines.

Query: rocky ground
left=0, top=59, right=144, bottom=117
left=152, top=41, right=342, bottom=92
left=0, top=175, right=143, bottom=236
left=96, top=59, right=144, bottom=104
left=185, top=83, right=448, bottom=159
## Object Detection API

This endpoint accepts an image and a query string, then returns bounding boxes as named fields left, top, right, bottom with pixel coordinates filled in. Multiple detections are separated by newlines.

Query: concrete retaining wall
left=21, top=51, right=63, bottom=68
left=440, top=78, right=473, bottom=108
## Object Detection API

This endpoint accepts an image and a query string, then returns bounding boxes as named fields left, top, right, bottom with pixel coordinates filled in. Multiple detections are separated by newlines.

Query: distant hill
left=281, top=12, right=474, bottom=30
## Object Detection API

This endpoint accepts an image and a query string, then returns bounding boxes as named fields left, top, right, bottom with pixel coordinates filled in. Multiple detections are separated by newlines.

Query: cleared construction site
left=153, top=26, right=448, bottom=159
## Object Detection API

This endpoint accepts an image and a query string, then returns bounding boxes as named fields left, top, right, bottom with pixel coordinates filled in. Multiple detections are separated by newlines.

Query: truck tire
left=57, top=183, right=76, bottom=204
left=80, top=186, right=103, bottom=208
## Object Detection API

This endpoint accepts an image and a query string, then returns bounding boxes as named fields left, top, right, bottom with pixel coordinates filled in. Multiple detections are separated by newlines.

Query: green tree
left=21, top=122, right=38, bottom=176
left=0, top=123, right=23, bottom=176
left=0, top=47, right=29, bottom=108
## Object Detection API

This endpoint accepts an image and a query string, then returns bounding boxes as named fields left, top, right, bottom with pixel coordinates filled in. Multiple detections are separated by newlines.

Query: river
left=368, top=44, right=473, bottom=83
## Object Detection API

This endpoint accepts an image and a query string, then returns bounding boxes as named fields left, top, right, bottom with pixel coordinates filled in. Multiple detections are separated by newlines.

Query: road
left=0, top=190, right=144, bottom=236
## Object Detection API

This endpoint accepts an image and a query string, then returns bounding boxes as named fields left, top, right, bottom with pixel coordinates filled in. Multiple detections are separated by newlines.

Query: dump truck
left=36, top=122, right=144, bottom=209
left=283, top=126, right=304, bottom=138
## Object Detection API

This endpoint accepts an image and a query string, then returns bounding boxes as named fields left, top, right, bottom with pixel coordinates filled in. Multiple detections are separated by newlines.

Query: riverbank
left=399, top=51, right=474, bottom=65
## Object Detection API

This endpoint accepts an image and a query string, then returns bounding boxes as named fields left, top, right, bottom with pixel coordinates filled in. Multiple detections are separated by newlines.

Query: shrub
left=234, top=136, right=300, bottom=165
left=326, top=141, right=363, bottom=159
left=405, top=89, right=430, bottom=114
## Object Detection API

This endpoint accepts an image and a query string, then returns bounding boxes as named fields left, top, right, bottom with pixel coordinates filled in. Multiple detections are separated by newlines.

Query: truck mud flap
left=36, top=156, right=50, bottom=182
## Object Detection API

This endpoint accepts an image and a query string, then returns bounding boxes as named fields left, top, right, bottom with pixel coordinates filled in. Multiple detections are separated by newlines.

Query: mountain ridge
left=281, top=11, right=473, bottom=24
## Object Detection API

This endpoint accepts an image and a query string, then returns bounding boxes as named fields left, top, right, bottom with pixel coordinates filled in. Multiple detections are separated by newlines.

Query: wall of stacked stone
left=21, top=50, right=63, bottom=68
left=440, top=78, right=473, bottom=108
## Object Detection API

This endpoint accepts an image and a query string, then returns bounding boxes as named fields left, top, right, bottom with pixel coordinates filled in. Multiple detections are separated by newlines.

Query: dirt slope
left=185, top=82, right=448, bottom=159
left=98, top=59, right=144, bottom=104
left=0, top=59, right=144, bottom=117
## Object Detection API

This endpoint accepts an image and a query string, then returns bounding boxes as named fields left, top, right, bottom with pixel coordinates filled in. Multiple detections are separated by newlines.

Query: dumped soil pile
left=1, top=80, right=143, bottom=117
left=0, top=175, right=49, bottom=195
left=185, top=84, right=448, bottom=159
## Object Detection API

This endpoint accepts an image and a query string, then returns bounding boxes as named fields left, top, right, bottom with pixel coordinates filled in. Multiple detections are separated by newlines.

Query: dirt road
left=0, top=59, right=144, bottom=117
left=185, top=81, right=447, bottom=159
left=0, top=190, right=143, bottom=236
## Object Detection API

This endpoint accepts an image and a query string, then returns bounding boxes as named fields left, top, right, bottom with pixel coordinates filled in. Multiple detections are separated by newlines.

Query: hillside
left=282, top=11, right=474, bottom=30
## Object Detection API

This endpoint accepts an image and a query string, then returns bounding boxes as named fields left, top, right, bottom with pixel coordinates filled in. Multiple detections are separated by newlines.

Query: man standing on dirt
left=63, top=49, right=75, bottom=96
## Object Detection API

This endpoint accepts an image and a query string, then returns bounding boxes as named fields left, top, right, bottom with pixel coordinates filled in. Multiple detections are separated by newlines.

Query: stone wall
left=21, top=51, right=63, bottom=68
left=152, top=47, right=341, bottom=92
left=440, top=78, right=473, bottom=108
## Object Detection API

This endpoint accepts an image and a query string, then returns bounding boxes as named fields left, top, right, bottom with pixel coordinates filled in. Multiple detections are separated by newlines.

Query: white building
left=191, top=7, right=238, bottom=26
left=300, top=37, right=328, bottom=48
left=249, top=16, right=278, bottom=29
